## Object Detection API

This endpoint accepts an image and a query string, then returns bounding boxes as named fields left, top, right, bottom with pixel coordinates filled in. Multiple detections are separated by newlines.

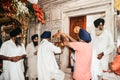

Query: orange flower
left=36, top=12, right=45, bottom=24
left=33, top=4, right=45, bottom=24
left=33, top=4, right=40, bottom=12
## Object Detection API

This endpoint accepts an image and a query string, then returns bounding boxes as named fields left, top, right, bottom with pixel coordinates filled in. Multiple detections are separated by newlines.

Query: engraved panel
left=51, top=5, right=61, bottom=20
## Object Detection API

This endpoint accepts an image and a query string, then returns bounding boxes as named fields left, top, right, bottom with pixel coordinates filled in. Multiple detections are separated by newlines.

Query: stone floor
left=24, top=67, right=120, bottom=80
left=1, top=68, right=120, bottom=80
left=63, top=68, right=120, bottom=80
left=25, top=68, right=73, bottom=80
left=64, top=68, right=73, bottom=80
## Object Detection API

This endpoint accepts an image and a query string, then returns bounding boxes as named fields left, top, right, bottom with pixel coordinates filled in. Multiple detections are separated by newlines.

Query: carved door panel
left=70, top=16, right=86, bottom=40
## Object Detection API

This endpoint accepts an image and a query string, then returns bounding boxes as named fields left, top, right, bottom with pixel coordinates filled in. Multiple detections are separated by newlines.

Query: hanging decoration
left=0, top=0, right=46, bottom=24
left=32, top=4, right=45, bottom=24
left=0, top=0, right=46, bottom=46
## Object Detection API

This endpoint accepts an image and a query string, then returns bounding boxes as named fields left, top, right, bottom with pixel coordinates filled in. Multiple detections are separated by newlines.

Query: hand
left=117, top=47, right=120, bottom=54
left=34, top=51, right=37, bottom=55
left=108, top=62, right=113, bottom=71
left=97, top=52, right=104, bottom=60
left=10, top=56, right=21, bottom=62
left=61, top=33, right=68, bottom=38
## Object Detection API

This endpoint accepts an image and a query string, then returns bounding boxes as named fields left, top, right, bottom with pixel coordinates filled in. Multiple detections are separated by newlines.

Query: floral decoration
left=33, top=4, right=45, bottom=24
left=0, top=0, right=45, bottom=24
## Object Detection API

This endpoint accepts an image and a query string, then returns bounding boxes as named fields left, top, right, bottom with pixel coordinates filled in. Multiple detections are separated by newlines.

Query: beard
left=95, top=28, right=104, bottom=36
left=33, top=41, right=38, bottom=47
left=14, top=37, right=22, bottom=46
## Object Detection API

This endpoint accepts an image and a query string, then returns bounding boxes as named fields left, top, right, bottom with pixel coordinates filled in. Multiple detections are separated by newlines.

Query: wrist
left=8, top=57, right=12, bottom=61
left=20, top=56, right=23, bottom=59
left=102, top=52, right=104, bottom=56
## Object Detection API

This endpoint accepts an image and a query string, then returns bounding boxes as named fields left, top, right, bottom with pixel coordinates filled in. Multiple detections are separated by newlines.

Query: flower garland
left=12, top=0, right=29, bottom=19
left=33, top=4, right=45, bottom=24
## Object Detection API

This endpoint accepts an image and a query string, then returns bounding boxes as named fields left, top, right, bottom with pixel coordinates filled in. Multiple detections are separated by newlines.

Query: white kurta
left=26, top=42, right=38, bottom=79
left=0, top=39, right=26, bottom=80
left=91, top=29, right=115, bottom=80
left=37, top=39, right=65, bottom=80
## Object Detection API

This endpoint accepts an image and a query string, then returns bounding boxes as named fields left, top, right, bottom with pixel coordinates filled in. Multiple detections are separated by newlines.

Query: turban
left=31, top=34, right=38, bottom=40
left=41, top=31, right=51, bottom=38
left=10, top=27, right=22, bottom=37
left=79, top=29, right=91, bottom=43
left=94, top=18, right=105, bottom=28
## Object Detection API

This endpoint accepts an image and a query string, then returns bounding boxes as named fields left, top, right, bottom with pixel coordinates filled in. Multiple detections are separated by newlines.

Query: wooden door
left=68, top=16, right=86, bottom=67
left=70, top=16, right=86, bottom=40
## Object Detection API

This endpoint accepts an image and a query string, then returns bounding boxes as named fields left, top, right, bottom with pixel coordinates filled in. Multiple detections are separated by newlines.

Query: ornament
left=74, top=26, right=81, bottom=33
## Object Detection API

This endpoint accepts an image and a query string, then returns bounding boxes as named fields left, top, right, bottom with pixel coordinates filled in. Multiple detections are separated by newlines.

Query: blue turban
left=79, top=29, right=91, bottom=43
left=41, top=31, right=51, bottom=38
left=31, top=34, right=38, bottom=40
left=94, top=18, right=105, bottom=28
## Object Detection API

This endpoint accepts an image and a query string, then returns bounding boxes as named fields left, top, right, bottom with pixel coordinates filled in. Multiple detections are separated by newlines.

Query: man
left=91, top=18, right=115, bottom=80
left=0, top=27, right=26, bottom=80
left=63, top=29, right=92, bottom=80
left=37, top=31, right=65, bottom=80
left=26, top=34, right=39, bottom=80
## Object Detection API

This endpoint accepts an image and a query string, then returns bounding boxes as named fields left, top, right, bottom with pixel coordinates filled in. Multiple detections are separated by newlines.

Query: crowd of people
left=0, top=18, right=119, bottom=80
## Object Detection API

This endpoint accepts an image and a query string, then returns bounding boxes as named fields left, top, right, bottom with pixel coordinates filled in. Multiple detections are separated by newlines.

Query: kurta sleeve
left=69, top=42, right=79, bottom=51
left=0, top=42, right=6, bottom=55
left=50, top=43, right=61, bottom=54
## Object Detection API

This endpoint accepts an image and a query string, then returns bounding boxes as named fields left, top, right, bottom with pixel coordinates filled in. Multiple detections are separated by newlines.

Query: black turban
left=31, top=34, right=38, bottom=40
left=41, top=31, right=51, bottom=38
left=79, top=29, right=91, bottom=43
left=10, top=27, right=22, bottom=37
left=94, top=18, right=105, bottom=28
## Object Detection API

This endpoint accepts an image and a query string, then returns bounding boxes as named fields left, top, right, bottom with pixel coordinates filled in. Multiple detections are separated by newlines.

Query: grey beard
left=95, top=28, right=103, bottom=36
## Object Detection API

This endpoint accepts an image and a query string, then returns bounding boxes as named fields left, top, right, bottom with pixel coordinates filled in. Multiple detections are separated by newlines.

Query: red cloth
left=111, top=55, right=120, bottom=75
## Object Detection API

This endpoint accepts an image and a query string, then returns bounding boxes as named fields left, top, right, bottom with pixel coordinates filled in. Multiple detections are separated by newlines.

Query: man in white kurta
left=91, top=18, right=115, bottom=80
left=0, top=28, right=26, bottom=80
left=38, top=31, right=65, bottom=80
left=26, top=34, right=39, bottom=80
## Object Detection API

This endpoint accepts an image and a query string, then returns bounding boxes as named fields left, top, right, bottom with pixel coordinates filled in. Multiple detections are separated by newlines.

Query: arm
left=67, top=35, right=77, bottom=42
left=18, top=54, right=26, bottom=60
left=0, top=55, right=12, bottom=61
left=61, top=33, right=77, bottom=42
left=10, top=54, right=27, bottom=62
left=51, top=43, right=61, bottom=54
left=0, top=55, right=24, bottom=62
